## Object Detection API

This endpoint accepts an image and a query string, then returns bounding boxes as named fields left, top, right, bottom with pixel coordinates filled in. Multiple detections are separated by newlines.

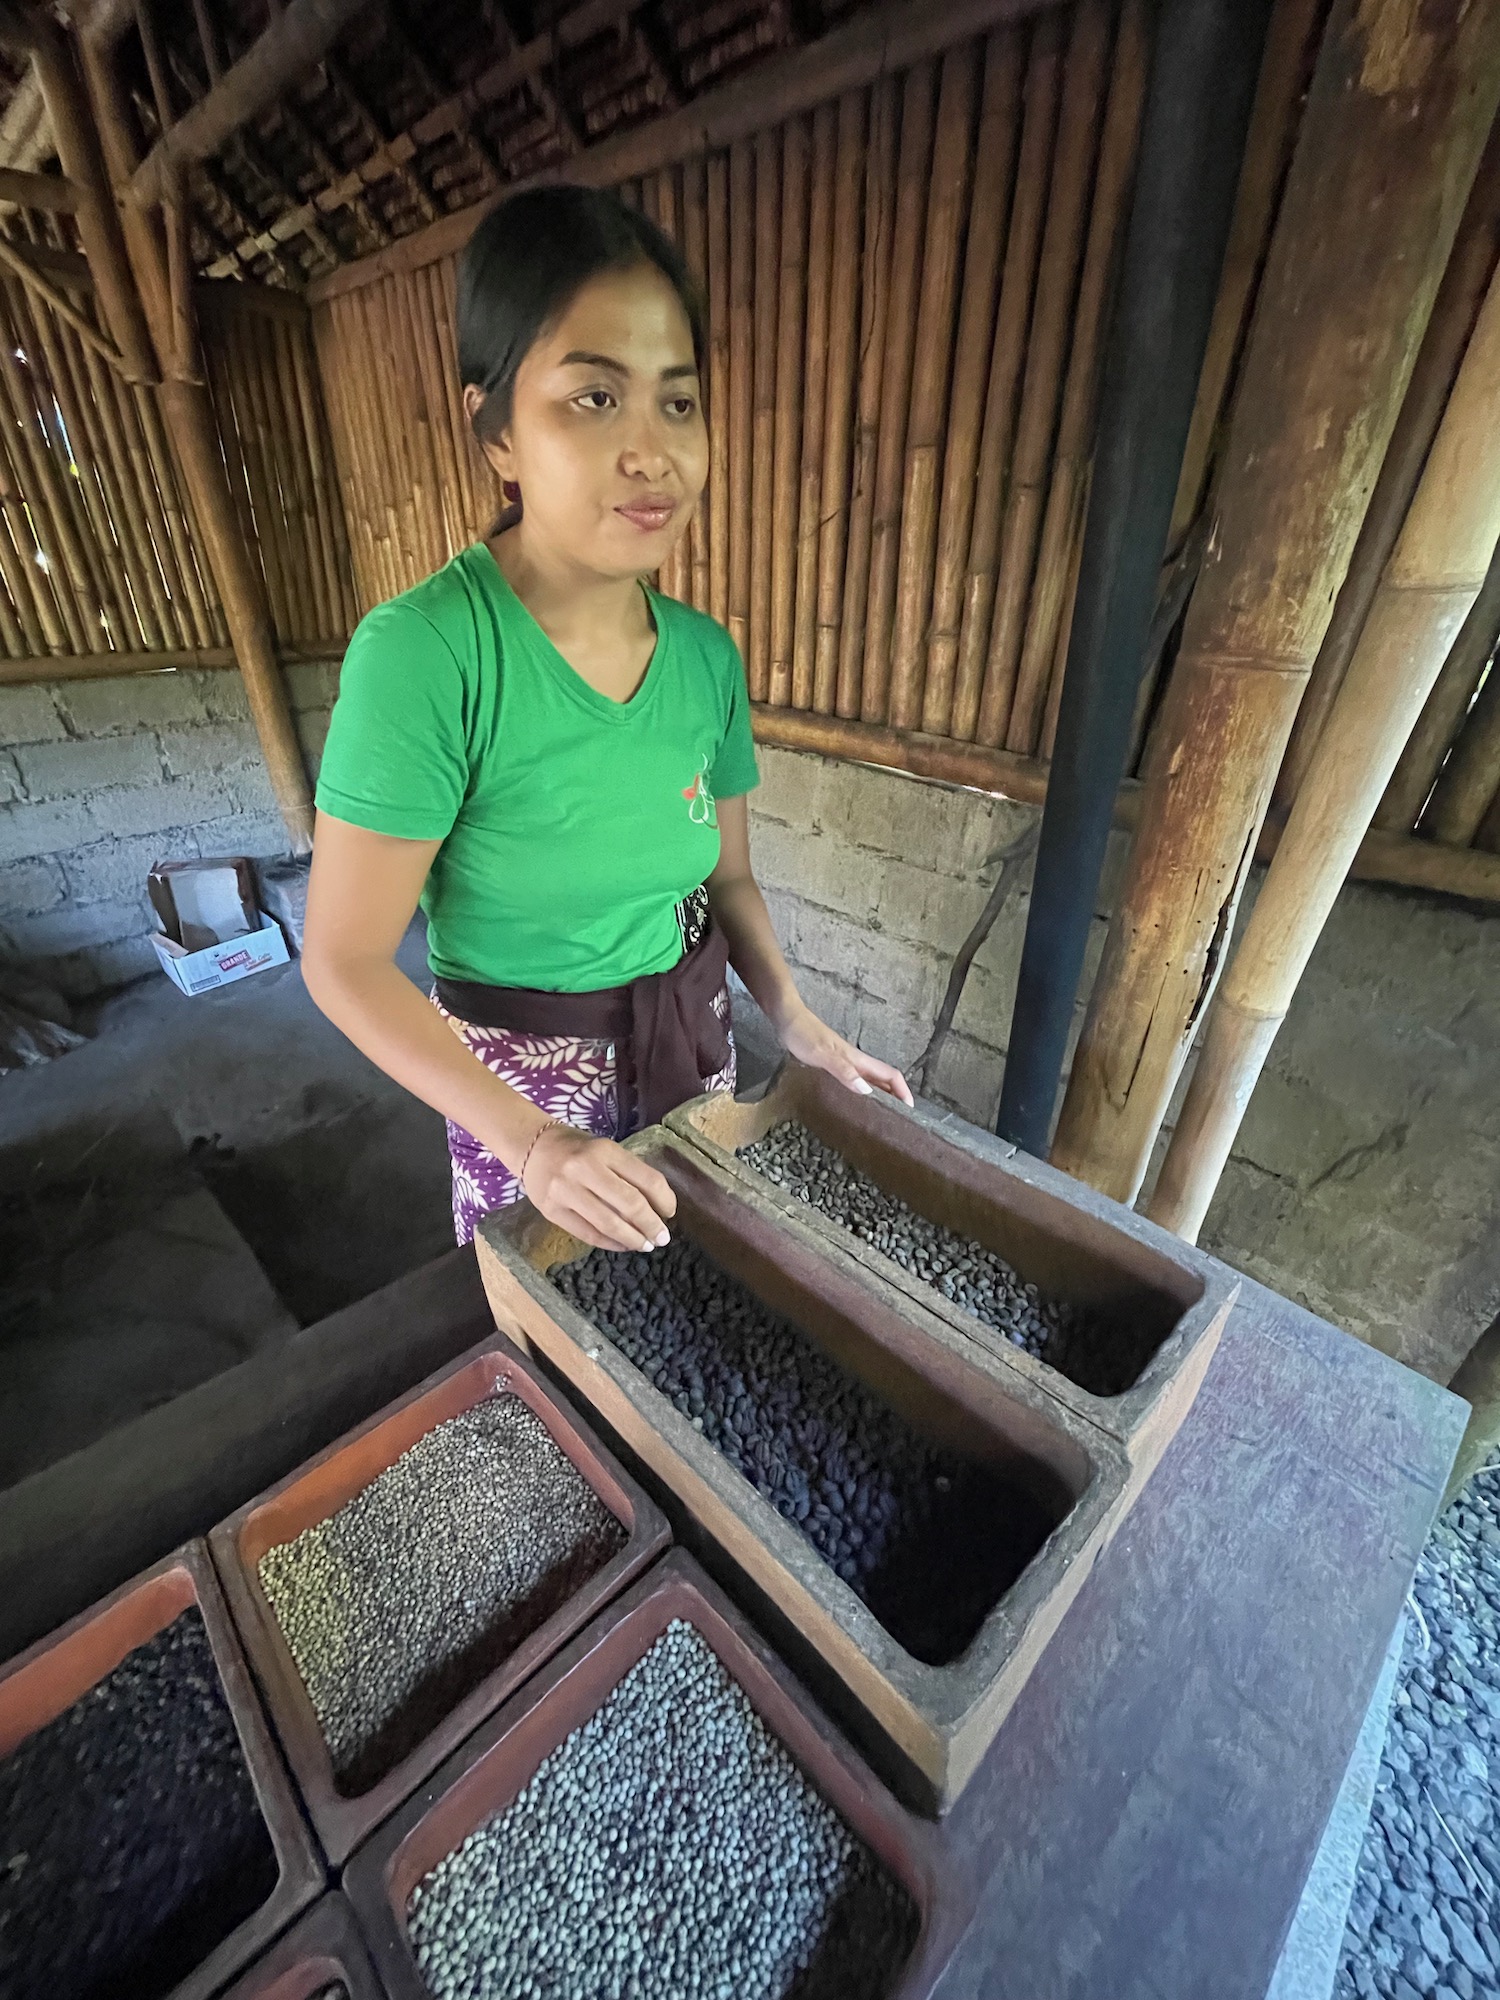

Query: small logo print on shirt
left=683, top=755, right=717, bottom=829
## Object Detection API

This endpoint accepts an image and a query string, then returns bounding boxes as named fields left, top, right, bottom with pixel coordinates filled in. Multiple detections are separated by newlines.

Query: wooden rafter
left=0, top=224, right=125, bottom=365
left=127, top=0, right=371, bottom=206
left=0, top=166, right=80, bottom=209
left=205, top=0, right=646, bottom=278
left=484, top=0, right=582, bottom=153
left=383, top=2, right=504, bottom=199
left=323, top=52, right=439, bottom=227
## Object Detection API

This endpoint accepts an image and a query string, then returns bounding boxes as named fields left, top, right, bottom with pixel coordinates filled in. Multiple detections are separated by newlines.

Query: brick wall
left=747, top=745, right=1500, bottom=1380
left=0, top=661, right=337, bottom=996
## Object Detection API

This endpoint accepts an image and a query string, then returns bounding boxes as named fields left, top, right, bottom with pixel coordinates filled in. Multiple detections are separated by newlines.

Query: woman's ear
left=463, top=383, right=517, bottom=487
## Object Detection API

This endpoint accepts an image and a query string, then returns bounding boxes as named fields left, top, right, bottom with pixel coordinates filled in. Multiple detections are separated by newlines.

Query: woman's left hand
left=776, top=1003, right=914, bottom=1107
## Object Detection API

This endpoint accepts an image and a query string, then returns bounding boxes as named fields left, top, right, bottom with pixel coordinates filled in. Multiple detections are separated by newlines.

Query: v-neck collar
left=476, top=542, right=666, bottom=722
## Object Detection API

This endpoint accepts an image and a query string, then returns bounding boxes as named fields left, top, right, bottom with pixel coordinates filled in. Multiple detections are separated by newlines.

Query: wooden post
left=79, top=27, right=315, bottom=853
left=1147, top=255, right=1500, bottom=1241
left=1051, top=0, right=1500, bottom=1205
left=1421, top=632, right=1500, bottom=847
left=1272, top=116, right=1500, bottom=817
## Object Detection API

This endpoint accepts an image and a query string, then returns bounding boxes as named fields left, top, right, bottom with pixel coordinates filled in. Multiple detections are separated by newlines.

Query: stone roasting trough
left=477, top=1128, right=1136, bottom=1813
left=211, top=1332, right=670, bottom=1863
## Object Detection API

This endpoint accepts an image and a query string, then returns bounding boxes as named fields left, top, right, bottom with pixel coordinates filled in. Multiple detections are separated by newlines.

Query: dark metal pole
left=995, top=0, right=1273, bottom=1157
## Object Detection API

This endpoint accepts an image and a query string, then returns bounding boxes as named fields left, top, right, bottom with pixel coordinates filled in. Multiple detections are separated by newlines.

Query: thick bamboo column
left=1052, top=0, right=1500, bottom=1204
left=79, top=27, right=314, bottom=852
left=1149, top=257, right=1500, bottom=1241
left=1272, top=117, right=1500, bottom=816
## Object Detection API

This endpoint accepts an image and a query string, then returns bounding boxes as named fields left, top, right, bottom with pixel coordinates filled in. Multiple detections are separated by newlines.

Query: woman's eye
left=575, top=389, right=615, bottom=412
left=666, top=395, right=698, bottom=419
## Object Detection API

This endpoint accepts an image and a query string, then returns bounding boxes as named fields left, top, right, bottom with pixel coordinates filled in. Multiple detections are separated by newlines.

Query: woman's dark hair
left=458, top=184, right=706, bottom=447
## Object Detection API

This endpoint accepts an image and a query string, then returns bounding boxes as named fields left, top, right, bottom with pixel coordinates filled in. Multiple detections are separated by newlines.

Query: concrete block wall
left=0, top=661, right=337, bottom=997
left=748, top=746, right=1500, bottom=1381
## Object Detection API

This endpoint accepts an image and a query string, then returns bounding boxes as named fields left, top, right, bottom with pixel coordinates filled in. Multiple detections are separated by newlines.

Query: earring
left=502, top=479, right=521, bottom=504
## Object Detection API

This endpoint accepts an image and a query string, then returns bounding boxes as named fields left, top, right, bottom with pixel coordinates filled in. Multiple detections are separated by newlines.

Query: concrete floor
left=0, top=928, right=455, bottom=1487
left=0, top=937, right=785, bottom=1492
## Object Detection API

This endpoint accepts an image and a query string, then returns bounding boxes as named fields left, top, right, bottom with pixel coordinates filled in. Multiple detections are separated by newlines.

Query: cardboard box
left=148, top=857, right=290, bottom=996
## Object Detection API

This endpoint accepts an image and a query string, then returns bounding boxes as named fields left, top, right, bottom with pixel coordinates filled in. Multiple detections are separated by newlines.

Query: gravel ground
left=0, top=1606, right=276, bottom=2000
left=259, top=1395, right=625, bottom=1793
left=554, top=1239, right=1055, bottom=1664
left=1336, top=1465, right=1500, bottom=1999
left=409, top=1618, right=916, bottom=2000
left=739, top=1122, right=1151, bottom=1396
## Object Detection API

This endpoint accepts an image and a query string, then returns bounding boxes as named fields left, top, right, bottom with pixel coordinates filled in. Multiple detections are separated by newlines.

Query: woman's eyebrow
left=556, top=349, right=699, bottom=382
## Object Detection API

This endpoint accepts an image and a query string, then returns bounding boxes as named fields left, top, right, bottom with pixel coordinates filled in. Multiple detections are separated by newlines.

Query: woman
left=303, top=185, right=910, bottom=1256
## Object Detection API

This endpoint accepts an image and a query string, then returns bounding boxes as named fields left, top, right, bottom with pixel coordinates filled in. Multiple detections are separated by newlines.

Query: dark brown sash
left=435, top=919, right=731, bottom=1134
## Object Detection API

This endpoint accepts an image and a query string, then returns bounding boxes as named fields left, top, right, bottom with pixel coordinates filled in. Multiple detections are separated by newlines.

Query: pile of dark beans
left=740, top=1121, right=1149, bottom=1397
left=0, top=1606, right=277, bottom=2000
left=553, top=1240, right=1057, bottom=1664
left=409, top=1619, right=916, bottom=2000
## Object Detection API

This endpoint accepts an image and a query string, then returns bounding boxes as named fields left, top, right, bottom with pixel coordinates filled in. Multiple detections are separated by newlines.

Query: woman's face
left=479, top=260, right=708, bottom=582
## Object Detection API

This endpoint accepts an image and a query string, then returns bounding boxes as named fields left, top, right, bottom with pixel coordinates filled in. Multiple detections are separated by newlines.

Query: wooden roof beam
left=205, top=0, right=644, bottom=277
left=124, top=0, right=372, bottom=207
left=0, top=166, right=80, bottom=209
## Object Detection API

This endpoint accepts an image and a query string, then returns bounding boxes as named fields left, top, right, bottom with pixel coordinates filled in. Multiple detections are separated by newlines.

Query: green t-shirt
left=315, top=543, right=760, bottom=991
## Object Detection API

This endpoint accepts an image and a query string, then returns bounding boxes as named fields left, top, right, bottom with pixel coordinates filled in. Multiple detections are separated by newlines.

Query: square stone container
left=476, top=1130, right=1133, bottom=1813
left=669, top=1062, right=1237, bottom=1472
left=344, top=1550, right=972, bottom=2000
left=0, top=1540, right=322, bottom=2000
left=210, top=1332, right=670, bottom=1864
left=218, top=1892, right=384, bottom=1999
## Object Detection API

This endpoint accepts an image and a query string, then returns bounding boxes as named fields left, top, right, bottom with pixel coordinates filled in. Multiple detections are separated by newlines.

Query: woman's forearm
left=708, top=872, right=805, bottom=1029
left=302, top=955, right=549, bottom=1170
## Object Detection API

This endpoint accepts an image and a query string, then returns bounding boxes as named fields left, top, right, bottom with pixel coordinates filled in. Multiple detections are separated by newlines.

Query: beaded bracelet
left=518, top=1117, right=562, bottom=1191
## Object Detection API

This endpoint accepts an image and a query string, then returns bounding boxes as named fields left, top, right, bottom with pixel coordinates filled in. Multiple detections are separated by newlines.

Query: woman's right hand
left=521, top=1122, right=678, bottom=1253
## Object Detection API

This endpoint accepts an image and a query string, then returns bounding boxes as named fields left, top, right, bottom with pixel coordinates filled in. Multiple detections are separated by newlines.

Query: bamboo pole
left=1273, top=116, right=1500, bottom=815
left=0, top=465, right=64, bottom=653
left=1148, top=257, right=1500, bottom=1242
left=976, top=0, right=1110, bottom=749
left=1006, top=0, right=1149, bottom=756
left=858, top=60, right=937, bottom=724
left=137, top=377, right=221, bottom=648
left=919, top=28, right=1022, bottom=735
left=0, top=531, right=24, bottom=654
left=682, top=156, right=710, bottom=614
left=0, top=296, right=96, bottom=651
left=427, top=256, right=482, bottom=547
left=749, top=127, right=780, bottom=701
left=279, top=317, right=341, bottom=639
left=1166, top=0, right=1325, bottom=555
left=727, top=139, right=753, bottom=660
left=0, top=167, right=79, bottom=210
left=0, top=641, right=341, bottom=685
left=234, top=312, right=297, bottom=641
left=5, top=271, right=133, bottom=646
left=1378, top=538, right=1500, bottom=832
left=1052, top=0, right=1500, bottom=1205
left=835, top=73, right=897, bottom=718
left=812, top=88, right=868, bottom=715
left=78, top=340, right=175, bottom=645
left=1421, top=637, right=1500, bottom=847
left=0, top=231, right=125, bottom=370
left=79, top=29, right=315, bottom=851
left=766, top=117, right=808, bottom=701
left=948, top=10, right=1063, bottom=741
left=791, top=102, right=835, bottom=710
left=1039, top=482, right=1084, bottom=757
left=886, top=42, right=980, bottom=732
left=706, top=151, right=730, bottom=628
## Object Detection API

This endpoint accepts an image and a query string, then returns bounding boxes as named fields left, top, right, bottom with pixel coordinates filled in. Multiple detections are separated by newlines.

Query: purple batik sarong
left=435, top=986, right=736, bottom=1246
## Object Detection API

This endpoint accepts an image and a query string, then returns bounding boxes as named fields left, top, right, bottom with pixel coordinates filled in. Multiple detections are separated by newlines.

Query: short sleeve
left=709, top=633, right=759, bottom=799
left=316, top=600, right=469, bottom=840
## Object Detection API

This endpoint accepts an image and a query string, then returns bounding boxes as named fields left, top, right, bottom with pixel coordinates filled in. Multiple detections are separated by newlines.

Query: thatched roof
left=3, top=0, right=870, bottom=286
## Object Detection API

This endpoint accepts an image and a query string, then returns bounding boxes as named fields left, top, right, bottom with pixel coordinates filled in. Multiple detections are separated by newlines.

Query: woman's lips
left=616, top=499, right=677, bottom=533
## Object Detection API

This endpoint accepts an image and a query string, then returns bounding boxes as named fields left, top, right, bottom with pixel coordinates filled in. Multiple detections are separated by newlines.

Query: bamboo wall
left=314, top=0, right=1148, bottom=759
left=0, top=258, right=354, bottom=671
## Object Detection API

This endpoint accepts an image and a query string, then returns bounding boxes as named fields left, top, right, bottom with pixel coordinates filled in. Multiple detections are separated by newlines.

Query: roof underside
left=3, top=0, right=870, bottom=286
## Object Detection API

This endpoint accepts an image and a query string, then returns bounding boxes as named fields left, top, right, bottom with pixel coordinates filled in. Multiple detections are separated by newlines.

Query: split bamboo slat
left=1005, top=0, right=1148, bottom=756
left=812, top=89, right=868, bottom=713
left=790, top=101, right=836, bottom=711
left=726, top=138, right=753, bottom=662
left=749, top=127, right=780, bottom=700
left=858, top=60, right=937, bottom=724
left=768, top=115, right=809, bottom=707
left=885, top=42, right=980, bottom=733
left=706, top=150, right=731, bottom=627
left=918, top=29, right=1022, bottom=735
left=835, top=72, right=897, bottom=719
left=682, top=155, right=710, bottom=615
left=975, top=0, right=1110, bottom=749
left=948, top=11, right=1064, bottom=741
